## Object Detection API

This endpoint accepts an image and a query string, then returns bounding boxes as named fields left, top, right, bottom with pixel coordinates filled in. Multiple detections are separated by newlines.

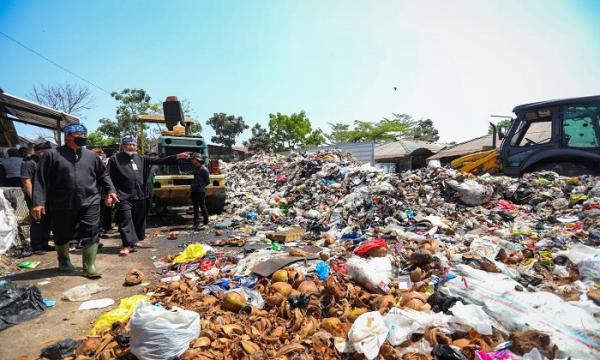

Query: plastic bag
left=0, top=189, right=18, bottom=255
left=61, top=283, right=108, bottom=302
left=315, top=261, right=330, bottom=280
left=354, top=238, right=388, bottom=257
left=173, top=243, right=206, bottom=264
left=449, top=302, right=493, bottom=335
left=0, top=282, right=47, bottom=331
left=347, top=256, right=392, bottom=292
left=40, top=339, right=82, bottom=360
left=444, top=264, right=600, bottom=359
left=130, top=301, right=200, bottom=360
left=384, top=307, right=451, bottom=346
left=446, top=179, right=493, bottom=206
left=562, top=243, right=600, bottom=280
left=79, top=298, right=115, bottom=310
left=432, top=344, right=468, bottom=360
left=89, top=294, right=148, bottom=335
left=348, top=311, right=388, bottom=360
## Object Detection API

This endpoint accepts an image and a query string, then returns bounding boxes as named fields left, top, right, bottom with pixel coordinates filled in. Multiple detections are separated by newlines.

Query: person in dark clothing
left=190, top=152, right=210, bottom=230
left=21, top=142, right=54, bottom=255
left=108, top=135, right=190, bottom=256
left=32, top=124, right=118, bottom=278
left=91, top=148, right=113, bottom=239
left=0, top=148, right=23, bottom=187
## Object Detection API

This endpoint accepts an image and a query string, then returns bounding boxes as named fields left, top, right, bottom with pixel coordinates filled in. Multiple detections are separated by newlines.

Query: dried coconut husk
left=510, top=330, right=559, bottom=359
left=424, top=327, right=452, bottom=347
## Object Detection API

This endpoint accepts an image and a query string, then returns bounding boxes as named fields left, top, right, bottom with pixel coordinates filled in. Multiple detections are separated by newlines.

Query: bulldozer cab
left=500, top=95, right=600, bottom=176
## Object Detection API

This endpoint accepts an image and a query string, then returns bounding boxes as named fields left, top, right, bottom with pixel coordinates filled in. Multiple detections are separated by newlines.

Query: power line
left=0, top=30, right=112, bottom=95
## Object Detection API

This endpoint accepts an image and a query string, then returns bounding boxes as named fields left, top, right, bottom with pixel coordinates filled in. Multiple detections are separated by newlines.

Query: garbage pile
left=52, top=151, right=600, bottom=360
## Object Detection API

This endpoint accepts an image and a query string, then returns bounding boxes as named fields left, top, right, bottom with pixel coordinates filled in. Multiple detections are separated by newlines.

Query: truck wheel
left=528, top=162, right=596, bottom=176
left=206, top=191, right=226, bottom=215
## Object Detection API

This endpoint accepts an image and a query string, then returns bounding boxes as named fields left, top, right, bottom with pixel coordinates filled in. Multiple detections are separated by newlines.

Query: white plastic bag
left=0, top=189, right=18, bottom=255
left=130, top=301, right=200, bottom=360
left=61, top=283, right=108, bottom=302
left=346, top=256, right=392, bottom=292
left=562, top=244, right=600, bottom=280
left=449, top=302, right=493, bottom=335
left=446, top=179, right=493, bottom=206
left=348, top=311, right=388, bottom=360
left=384, top=308, right=451, bottom=345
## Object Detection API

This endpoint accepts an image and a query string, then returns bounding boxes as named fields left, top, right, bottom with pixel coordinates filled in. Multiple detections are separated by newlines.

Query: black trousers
left=116, top=198, right=148, bottom=248
left=100, top=203, right=113, bottom=232
left=51, top=205, right=100, bottom=246
left=192, top=191, right=209, bottom=225
left=26, top=203, right=51, bottom=251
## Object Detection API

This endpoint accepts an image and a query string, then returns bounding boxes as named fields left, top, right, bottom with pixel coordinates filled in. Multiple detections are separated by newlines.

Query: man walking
left=21, top=141, right=53, bottom=255
left=190, top=153, right=210, bottom=230
left=108, top=135, right=190, bottom=255
left=32, top=124, right=118, bottom=278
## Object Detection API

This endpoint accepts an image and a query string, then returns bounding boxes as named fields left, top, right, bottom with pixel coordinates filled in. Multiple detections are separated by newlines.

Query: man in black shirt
left=32, top=124, right=118, bottom=278
left=190, top=153, right=210, bottom=230
left=21, top=141, right=53, bottom=254
left=108, top=135, right=190, bottom=255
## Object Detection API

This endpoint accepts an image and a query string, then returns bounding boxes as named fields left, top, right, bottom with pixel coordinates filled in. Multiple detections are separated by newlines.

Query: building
left=208, top=144, right=248, bottom=162
left=426, top=134, right=497, bottom=166
left=375, top=139, right=447, bottom=172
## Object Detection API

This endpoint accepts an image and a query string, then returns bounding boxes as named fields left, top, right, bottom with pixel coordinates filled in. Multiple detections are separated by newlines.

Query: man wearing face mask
left=108, top=135, right=191, bottom=256
left=32, top=124, right=119, bottom=278
left=21, top=141, right=53, bottom=254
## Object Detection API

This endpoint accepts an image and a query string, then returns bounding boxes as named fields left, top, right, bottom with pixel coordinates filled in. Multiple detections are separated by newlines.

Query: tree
left=111, top=88, right=154, bottom=136
left=327, top=114, right=415, bottom=144
left=206, top=113, right=248, bottom=151
left=488, top=119, right=512, bottom=134
left=327, top=123, right=351, bottom=145
left=404, top=119, right=440, bottom=142
left=243, top=123, right=272, bottom=152
left=87, top=131, right=114, bottom=146
left=29, top=82, right=95, bottom=143
left=268, top=111, right=313, bottom=151
left=303, top=129, right=326, bottom=147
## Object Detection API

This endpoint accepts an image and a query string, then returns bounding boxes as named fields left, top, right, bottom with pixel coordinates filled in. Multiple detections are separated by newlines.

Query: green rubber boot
left=55, top=244, right=76, bottom=273
left=82, top=243, right=102, bottom=279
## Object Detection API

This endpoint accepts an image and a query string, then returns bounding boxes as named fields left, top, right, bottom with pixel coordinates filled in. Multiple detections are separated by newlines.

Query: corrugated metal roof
left=375, top=139, right=447, bottom=160
left=0, top=90, right=79, bottom=130
left=301, top=142, right=375, bottom=165
left=428, top=135, right=496, bottom=160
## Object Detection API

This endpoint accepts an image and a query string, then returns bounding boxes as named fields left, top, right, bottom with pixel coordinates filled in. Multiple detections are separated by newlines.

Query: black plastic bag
left=432, top=344, right=468, bottom=360
left=0, top=282, right=47, bottom=331
left=41, top=338, right=83, bottom=360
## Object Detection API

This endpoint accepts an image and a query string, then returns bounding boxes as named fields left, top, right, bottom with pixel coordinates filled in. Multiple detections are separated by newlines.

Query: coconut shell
left=271, top=282, right=293, bottom=296
left=124, top=268, right=145, bottom=286
left=222, top=291, right=247, bottom=312
left=297, top=281, right=318, bottom=294
left=272, top=269, right=289, bottom=283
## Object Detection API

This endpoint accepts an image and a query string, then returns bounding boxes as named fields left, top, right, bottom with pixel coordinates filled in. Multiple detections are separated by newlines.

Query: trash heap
left=57, top=151, right=600, bottom=360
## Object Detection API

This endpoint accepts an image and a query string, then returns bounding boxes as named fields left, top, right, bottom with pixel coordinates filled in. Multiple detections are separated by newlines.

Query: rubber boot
left=55, top=243, right=76, bottom=273
left=82, top=243, right=102, bottom=279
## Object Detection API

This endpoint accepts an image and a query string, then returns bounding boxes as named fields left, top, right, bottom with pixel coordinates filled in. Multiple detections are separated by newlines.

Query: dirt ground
left=0, top=209, right=216, bottom=360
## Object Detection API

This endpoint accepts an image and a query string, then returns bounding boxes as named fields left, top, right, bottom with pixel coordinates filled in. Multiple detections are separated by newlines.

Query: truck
left=136, top=96, right=226, bottom=214
left=452, top=95, right=600, bottom=176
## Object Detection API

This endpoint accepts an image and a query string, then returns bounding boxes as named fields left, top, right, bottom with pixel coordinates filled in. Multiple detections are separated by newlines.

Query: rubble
left=52, top=150, right=600, bottom=359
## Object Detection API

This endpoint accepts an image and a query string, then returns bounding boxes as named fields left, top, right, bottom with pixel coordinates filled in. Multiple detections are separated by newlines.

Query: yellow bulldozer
left=451, top=95, right=600, bottom=176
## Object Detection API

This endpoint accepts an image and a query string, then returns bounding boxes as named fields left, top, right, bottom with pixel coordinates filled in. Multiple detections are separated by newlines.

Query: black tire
left=528, top=161, right=596, bottom=176
left=206, top=190, right=226, bottom=215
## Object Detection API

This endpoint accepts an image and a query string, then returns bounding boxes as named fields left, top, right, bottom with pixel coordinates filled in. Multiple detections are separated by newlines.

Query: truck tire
left=206, top=190, right=226, bottom=215
left=528, top=161, right=597, bottom=176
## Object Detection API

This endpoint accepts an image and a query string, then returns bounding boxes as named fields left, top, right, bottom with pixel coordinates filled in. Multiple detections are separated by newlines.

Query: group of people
left=1, top=123, right=211, bottom=278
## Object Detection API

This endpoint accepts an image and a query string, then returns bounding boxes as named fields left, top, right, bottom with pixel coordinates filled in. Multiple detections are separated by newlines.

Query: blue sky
left=1, top=0, right=599, bottom=144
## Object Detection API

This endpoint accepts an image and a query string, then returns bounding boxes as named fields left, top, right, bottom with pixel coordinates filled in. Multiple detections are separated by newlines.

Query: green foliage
left=87, top=131, right=115, bottom=146
left=243, top=123, right=272, bottom=152
left=488, top=119, right=512, bottom=134
left=303, top=129, right=326, bottom=147
left=327, top=123, right=351, bottom=145
left=404, top=118, right=440, bottom=142
left=206, top=113, right=248, bottom=149
left=327, top=114, right=415, bottom=144
left=268, top=111, right=313, bottom=151
left=111, top=88, right=154, bottom=135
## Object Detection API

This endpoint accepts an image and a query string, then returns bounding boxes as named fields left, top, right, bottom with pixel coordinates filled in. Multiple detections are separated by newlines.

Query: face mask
left=74, top=137, right=88, bottom=147
left=124, top=150, right=137, bottom=156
